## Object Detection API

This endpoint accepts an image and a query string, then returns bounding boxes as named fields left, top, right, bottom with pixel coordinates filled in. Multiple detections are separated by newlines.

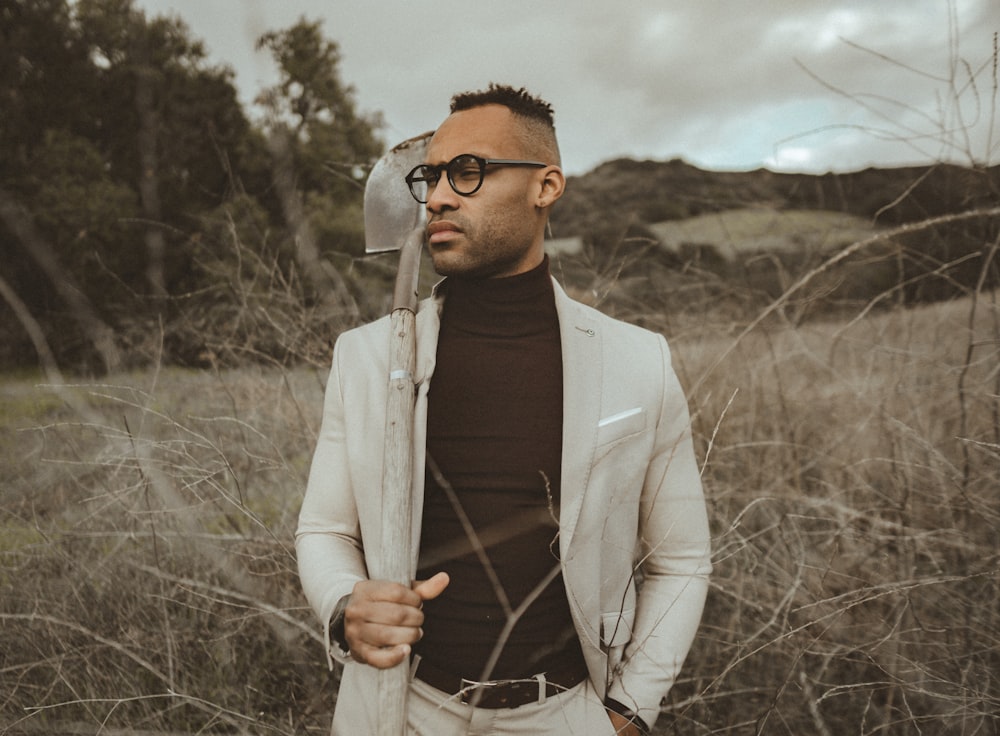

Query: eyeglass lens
left=408, top=155, right=484, bottom=203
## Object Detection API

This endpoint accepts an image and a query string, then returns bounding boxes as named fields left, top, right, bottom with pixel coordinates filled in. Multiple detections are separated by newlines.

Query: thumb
left=412, top=571, right=450, bottom=601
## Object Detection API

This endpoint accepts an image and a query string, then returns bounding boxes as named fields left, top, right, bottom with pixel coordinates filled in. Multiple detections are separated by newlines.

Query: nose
left=425, top=175, right=460, bottom=215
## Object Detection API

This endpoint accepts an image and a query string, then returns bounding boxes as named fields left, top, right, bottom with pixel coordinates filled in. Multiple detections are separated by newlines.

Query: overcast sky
left=132, top=0, right=998, bottom=176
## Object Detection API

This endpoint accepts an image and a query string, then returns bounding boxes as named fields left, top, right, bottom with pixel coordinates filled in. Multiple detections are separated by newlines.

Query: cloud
left=135, top=0, right=999, bottom=174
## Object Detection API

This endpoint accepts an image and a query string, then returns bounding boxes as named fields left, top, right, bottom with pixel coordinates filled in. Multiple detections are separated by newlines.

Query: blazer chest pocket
left=596, top=407, right=647, bottom=449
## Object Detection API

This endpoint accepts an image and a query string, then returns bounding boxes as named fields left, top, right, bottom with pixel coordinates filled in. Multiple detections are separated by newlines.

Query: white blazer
left=296, top=278, right=712, bottom=730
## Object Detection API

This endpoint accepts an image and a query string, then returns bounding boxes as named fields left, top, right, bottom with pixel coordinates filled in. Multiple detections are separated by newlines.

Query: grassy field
left=1, top=279, right=998, bottom=734
left=672, top=290, right=1000, bottom=734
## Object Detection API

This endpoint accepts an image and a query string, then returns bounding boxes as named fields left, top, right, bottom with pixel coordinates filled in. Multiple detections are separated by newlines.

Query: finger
left=346, top=599, right=426, bottom=636
left=353, top=579, right=422, bottom=607
left=351, top=641, right=411, bottom=670
left=349, top=618, right=424, bottom=648
left=412, top=571, right=450, bottom=601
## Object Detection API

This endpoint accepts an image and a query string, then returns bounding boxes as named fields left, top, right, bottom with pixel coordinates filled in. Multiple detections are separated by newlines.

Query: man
left=297, top=84, right=712, bottom=735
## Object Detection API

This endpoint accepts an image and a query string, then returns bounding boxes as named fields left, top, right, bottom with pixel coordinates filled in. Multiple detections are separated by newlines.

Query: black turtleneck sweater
left=413, top=257, right=586, bottom=683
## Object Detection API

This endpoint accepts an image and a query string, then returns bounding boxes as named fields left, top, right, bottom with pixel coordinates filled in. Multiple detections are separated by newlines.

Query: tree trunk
left=133, top=35, right=167, bottom=299
left=267, top=129, right=359, bottom=318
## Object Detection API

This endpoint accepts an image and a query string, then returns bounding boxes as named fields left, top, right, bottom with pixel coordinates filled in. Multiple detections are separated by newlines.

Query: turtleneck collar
left=438, top=256, right=558, bottom=338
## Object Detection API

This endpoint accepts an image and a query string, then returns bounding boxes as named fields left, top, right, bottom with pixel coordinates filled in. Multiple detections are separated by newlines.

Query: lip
left=427, top=220, right=462, bottom=245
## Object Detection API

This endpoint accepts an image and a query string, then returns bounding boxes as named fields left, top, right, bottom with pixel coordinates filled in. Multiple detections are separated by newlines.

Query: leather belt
left=414, top=657, right=589, bottom=709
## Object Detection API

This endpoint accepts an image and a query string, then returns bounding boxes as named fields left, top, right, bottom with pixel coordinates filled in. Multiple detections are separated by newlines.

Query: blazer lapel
left=553, top=282, right=602, bottom=556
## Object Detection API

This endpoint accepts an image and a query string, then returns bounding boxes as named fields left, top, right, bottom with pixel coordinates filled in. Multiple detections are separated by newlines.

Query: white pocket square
left=596, top=407, right=647, bottom=446
left=598, top=407, right=644, bottom=428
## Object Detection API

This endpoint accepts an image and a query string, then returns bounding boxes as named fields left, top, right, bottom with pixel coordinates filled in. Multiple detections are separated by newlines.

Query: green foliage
left=306, top=191, right=368, bottom=255
left=255, top=18, right=383, bottom=162
left=0, top=0, right=94, bottom=172
left=0, top=0, right=385, bottom=371
left=25, top=130, right=141, bottom=290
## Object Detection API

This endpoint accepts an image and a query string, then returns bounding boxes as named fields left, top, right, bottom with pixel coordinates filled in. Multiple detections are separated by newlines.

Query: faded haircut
left=450, top=83, right=561, bottom=166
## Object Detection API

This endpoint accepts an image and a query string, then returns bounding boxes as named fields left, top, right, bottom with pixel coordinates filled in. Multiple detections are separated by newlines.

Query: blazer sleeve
left=295, top=336, right=369, bottom=668
left=605, top=334, right=712, bottom=728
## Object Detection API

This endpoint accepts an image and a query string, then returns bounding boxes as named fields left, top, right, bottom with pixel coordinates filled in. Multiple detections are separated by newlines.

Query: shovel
left=363, top=130, right=433, bottom=736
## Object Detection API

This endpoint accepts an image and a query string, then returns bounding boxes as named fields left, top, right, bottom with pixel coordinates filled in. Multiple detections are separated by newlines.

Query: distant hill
left=544, top=159, right=1000, bottom=328
left=648, top=208, right=881, bottom=262
left=550, top=158, right=1000, bottom=240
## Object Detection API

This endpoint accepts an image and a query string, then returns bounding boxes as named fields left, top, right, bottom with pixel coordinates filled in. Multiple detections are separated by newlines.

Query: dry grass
left=668, top=291, right=1000, bottom=734
left=1, top=274, right=998, bottom=734
left=0, top=365, right=332, bottom=734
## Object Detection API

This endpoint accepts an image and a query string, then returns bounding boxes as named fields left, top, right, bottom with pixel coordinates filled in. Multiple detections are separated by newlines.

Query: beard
left=427, top=213, right=541, bottom=280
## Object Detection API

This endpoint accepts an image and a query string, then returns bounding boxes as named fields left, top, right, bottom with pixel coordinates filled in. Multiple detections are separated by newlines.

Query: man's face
left=422, top=105, right=549, bottom=280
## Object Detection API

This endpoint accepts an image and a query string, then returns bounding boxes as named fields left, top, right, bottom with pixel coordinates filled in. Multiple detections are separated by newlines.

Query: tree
left=0, top=0, right=96, bottom=175
left=0, top=3, right=387, bottom=371
left=75, top=0, right=259, bottom=297
left=0, top=0, right=119, bottom=369
left=0, top=0, right=267, bottom=369
left=256, top=17, right=383, bottom=283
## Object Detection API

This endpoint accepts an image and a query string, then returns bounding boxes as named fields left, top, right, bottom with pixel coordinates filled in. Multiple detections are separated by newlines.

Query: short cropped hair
left=450, top=83, right=561, bottom=165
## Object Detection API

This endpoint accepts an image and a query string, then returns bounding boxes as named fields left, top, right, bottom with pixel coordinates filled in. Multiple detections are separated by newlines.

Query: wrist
left=328, top=594, right=351, bottom=651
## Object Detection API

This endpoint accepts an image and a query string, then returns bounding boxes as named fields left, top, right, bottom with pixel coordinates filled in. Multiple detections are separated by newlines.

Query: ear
left=535, top=166, right=566, bottom=209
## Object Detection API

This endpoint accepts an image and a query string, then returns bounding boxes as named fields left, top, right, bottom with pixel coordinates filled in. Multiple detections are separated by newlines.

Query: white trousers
left=331, top=666, right=620, bottom=736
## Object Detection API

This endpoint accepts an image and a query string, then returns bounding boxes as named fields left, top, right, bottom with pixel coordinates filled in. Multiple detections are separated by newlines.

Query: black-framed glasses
left=405, top=153, right=547, bottom=203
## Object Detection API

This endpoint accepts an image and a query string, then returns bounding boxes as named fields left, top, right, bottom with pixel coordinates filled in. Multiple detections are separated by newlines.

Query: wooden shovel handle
left=377, top=305, right=416, bottom=736
left=378, top=226, right=422, bottom=736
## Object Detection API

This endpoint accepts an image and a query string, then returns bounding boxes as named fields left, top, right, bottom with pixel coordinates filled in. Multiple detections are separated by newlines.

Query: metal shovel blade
left=364, top=131, right=433, bottom=254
